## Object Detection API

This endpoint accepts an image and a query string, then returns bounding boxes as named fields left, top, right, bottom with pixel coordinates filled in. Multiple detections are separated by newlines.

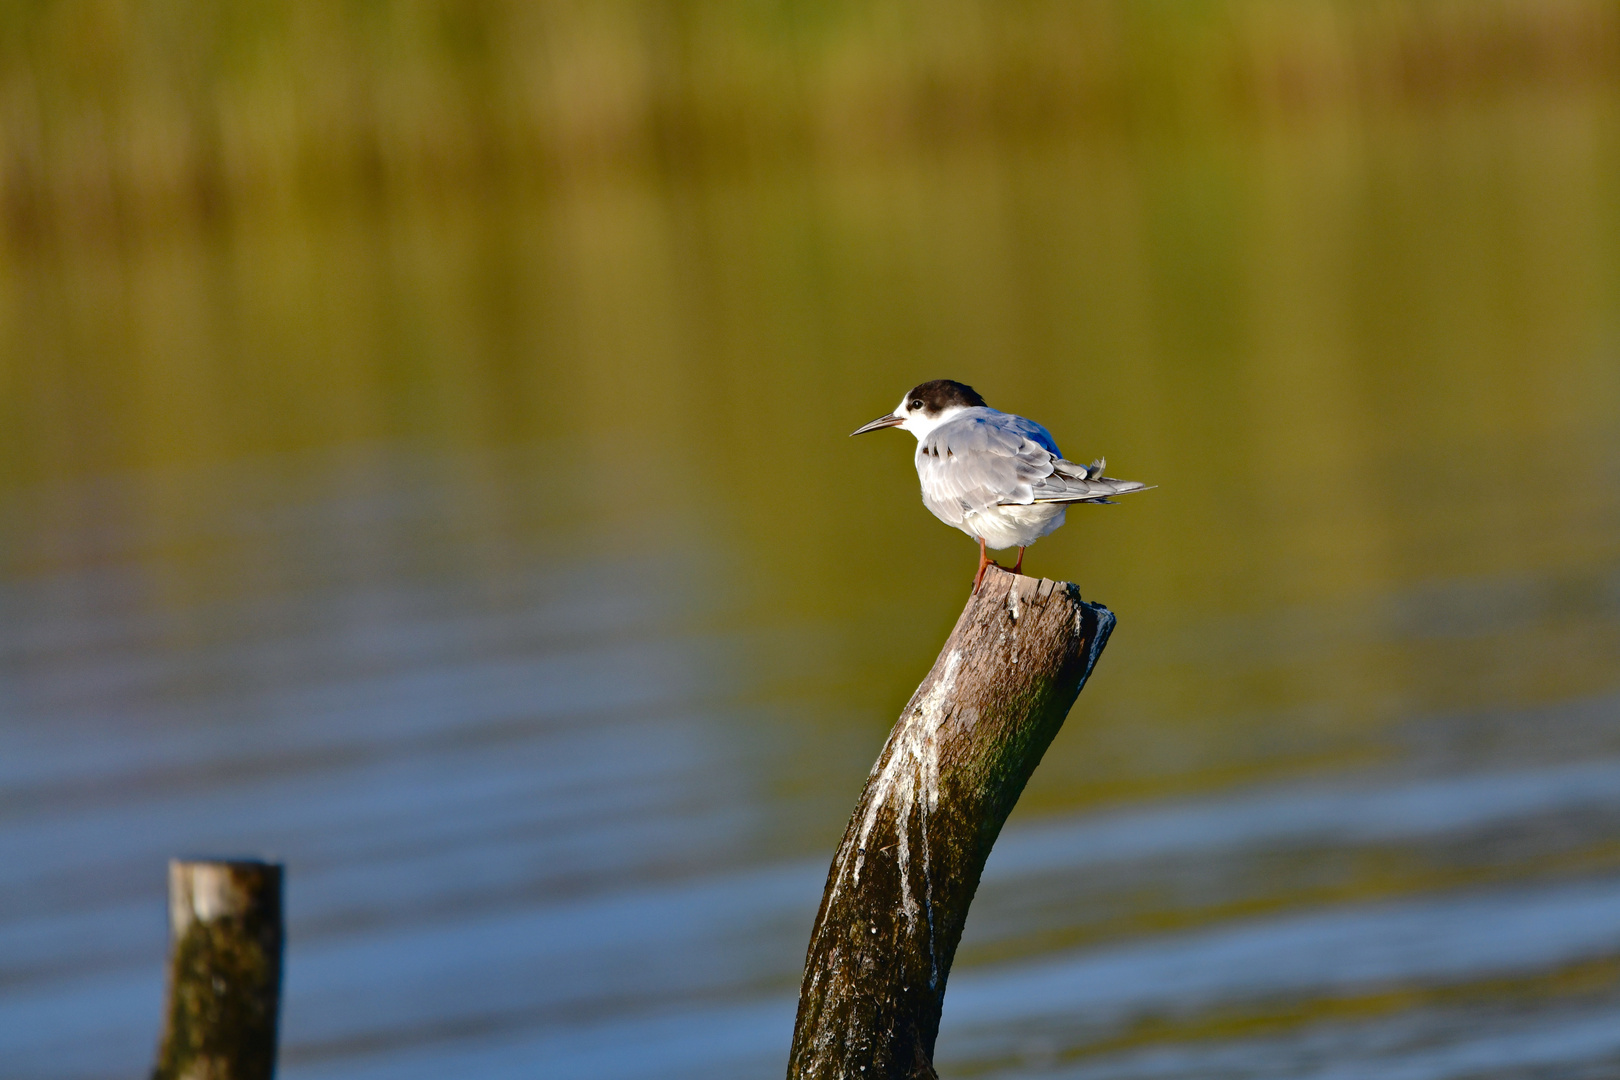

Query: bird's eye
left=910, top=399, right=923, bottom=410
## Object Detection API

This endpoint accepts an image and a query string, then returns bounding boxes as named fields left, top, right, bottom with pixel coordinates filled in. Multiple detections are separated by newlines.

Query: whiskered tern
left=852, top=379, right=1151, bottom=590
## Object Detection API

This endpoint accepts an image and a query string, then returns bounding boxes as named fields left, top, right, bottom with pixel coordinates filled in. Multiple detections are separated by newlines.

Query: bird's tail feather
left=1034, top=483, right=1153, bottom=505
left=1020, top=458, right=1155, bottom=505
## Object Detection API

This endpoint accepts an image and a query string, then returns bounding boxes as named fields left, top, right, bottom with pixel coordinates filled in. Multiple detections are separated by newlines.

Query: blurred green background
left=3, top=2, right=1620, bottom=1078
left=8, top=0, right=1619, bottom=793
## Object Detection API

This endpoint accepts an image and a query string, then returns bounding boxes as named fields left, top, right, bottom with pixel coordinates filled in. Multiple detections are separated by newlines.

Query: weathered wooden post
left=787, top=567, right=1115, bottom=1079
left=153, top=859, right=284, bottom=1080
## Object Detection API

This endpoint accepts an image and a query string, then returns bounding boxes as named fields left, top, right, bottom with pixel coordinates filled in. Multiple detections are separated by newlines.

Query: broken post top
left=167, top=859, right=283, bottom=936
left=155, top=860, right=284, bottom=1080
left=789, top=565, right=1114, bottom=1079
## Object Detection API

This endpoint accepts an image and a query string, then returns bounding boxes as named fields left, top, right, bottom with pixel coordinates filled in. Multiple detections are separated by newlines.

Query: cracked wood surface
left=787, top=566, right=1114, bottom=1080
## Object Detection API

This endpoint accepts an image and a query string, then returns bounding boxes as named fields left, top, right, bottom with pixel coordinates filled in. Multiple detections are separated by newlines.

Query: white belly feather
left=951, top=501, right=1066, bottom=550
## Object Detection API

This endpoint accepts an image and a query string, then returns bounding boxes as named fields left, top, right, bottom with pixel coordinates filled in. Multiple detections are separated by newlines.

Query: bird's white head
left=850, top=379, right=988, bottom=442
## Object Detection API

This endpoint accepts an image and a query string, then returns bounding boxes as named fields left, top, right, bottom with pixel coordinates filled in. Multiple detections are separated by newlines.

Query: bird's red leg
left=1011, top=546, right=1026, bottom=575
left=974, top=537, right=1011, bottom=592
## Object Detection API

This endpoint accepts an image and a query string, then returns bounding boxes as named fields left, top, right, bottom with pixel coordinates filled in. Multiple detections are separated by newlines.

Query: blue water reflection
left=3, top=451, right=1618, bottom=1080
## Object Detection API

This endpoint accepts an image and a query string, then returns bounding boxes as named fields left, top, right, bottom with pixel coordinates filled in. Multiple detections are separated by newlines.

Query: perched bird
left=851, top=379, right=1151, bottom=590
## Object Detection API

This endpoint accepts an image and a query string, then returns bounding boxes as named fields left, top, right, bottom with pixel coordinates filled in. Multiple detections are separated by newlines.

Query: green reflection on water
left=3, top=2, right=1619, bottom=822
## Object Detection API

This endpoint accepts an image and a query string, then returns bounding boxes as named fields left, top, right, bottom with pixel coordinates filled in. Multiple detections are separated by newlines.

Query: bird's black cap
left=905, top=379, right=987, bottom=415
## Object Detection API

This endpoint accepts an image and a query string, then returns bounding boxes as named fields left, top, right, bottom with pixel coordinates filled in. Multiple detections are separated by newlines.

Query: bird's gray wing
left=916, top=410, right=1062, bottom=524
left=1022, top=456, right=1152, bottom=504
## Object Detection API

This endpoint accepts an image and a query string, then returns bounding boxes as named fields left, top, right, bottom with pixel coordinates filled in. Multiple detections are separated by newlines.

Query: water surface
left=3, top=4, right=1620, bottom=1077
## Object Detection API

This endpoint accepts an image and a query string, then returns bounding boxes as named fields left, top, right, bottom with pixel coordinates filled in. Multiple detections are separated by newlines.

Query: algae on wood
left=153, top=859, right=284, bottom=1080
left=787, top=567, right=1114, bottom=1079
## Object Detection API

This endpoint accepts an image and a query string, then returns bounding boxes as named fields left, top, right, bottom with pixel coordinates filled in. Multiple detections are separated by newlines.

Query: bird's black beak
left=850, top=413, right=904, bottom=436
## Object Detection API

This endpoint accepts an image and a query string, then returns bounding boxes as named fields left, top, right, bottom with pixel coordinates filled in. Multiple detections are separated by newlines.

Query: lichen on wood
left=153, top=859, right=284, bottom=1080
left=787, top=567, right=1115, bottom=1079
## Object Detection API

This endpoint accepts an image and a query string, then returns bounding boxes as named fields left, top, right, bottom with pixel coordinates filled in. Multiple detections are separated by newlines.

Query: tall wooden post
left=787, top=567, right=1114, bottom=1079
left=153, top=859, right=284, bottom=1080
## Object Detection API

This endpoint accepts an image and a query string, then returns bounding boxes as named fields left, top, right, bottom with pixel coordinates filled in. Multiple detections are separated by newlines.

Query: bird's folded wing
left=917, top=412, right=1063, bottom=522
